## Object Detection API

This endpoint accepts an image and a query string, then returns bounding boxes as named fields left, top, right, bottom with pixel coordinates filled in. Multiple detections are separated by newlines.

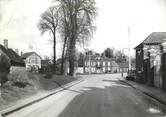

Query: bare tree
left=38, top=7, right=59, bottom=73
left=103, top=48, right=114, bottom=58
left=56, top=0, right=97, bottom=76
left=58, top=6, right=70, bottom=75
left=60, top=34, right=68, bottom=75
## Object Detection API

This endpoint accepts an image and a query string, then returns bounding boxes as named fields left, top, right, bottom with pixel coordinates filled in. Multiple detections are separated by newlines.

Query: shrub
left=44, top=73, right=53, bottom=79
left=13, top=82, right=31, bottom=88
left=44, top=65, right=53, bottom=79
left=0, top=54, right=11, bottom=86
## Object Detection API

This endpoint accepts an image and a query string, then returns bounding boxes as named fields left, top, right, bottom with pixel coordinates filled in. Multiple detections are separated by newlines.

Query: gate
left=153, top=55, right=162, bottom=88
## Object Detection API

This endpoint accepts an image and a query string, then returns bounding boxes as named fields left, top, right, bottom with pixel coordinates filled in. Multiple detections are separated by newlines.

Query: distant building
left=41, top=59, right=52, bottom=68
left=21, top=52, right=41, bottom=72
left=40, top=59, right=52, bottom=73
left=84, top=54, right=119, bottom=74
left=0, top=39, right=25, bottom=67
left=117, top=62, right=129, bottom=73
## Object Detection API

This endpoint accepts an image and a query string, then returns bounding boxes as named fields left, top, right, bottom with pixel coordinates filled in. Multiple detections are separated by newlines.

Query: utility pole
left=128, top=26, right=131, bottom=73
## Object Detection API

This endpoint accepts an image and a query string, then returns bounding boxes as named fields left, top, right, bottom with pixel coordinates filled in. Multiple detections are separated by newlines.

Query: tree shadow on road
left=102, top=79, right=132, bottom=88
left=57, top=80, right=164, bottom=117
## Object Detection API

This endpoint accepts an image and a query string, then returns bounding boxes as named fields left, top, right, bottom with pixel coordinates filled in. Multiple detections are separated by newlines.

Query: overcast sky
left=1, top=0, right=166, bottom=58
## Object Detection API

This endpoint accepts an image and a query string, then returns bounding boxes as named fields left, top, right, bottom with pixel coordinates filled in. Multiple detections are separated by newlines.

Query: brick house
left=135, top=32, right=166, bottom=89
left=21, top=52, right=41, bottom=72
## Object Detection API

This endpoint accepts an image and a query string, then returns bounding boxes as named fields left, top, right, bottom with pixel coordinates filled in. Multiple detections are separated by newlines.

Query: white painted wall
left=25, top=53, right=41, bottom=71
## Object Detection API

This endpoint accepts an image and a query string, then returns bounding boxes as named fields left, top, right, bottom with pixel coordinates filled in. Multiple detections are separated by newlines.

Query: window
left=88, top=61, right=90, bottom=66
left=98, top=62, right=100, bottom=66
left=26, top=58, right=30, bottom=64
left=108, top=67, right=111, bottom=71
left=103, top=67, right=105, bottom=72
left=108, top=62, right=110, bottom=66
left=93, top=62, right=96, bottom=66
left=85, top=68, right=88, bottom=72
left=103, top=62, right=105, bottom=66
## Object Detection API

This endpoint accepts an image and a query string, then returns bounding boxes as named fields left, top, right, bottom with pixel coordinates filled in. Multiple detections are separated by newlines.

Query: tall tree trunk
left=69, top=36, right=76, bottom=76
left=61, top=37, right=67, bottom=75
left=64, top=37, right=70, bottom=75
left=69, top=51, right=75, bottom=76
left=53, top=32, right=56, bottom=74
left=68, top=10, right=78, bottom=76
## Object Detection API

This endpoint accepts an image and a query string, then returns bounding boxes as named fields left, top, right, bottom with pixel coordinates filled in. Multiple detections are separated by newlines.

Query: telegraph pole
left=128, top=26, right=131, bottom=72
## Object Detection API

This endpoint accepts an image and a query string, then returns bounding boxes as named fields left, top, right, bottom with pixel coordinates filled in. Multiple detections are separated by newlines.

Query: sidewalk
left=120, top=78, right=166, bottom=106
left=0, top=77, right=84, bottom=117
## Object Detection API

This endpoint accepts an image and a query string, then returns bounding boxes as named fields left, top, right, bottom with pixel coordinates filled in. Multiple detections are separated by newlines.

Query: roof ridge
left=134, top=32, right=166, bottom=49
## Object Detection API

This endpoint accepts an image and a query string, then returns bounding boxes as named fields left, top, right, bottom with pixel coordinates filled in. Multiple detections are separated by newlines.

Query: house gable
left=21, top=52, right=41, bottom=59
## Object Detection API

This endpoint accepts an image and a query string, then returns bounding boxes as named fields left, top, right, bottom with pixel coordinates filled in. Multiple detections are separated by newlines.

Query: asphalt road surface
left=6, top=74, right=166, bottom=117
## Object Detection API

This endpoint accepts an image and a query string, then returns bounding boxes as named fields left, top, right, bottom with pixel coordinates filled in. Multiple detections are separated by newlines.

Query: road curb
left=119, top=80, right=136, bottom=89
left=119, top=79, right=166, bottom=107
left=0, top=78, right=84, bottom=117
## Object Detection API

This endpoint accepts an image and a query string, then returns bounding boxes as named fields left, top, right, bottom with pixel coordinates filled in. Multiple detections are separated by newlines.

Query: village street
left=5, top=74, right=166, bottom=117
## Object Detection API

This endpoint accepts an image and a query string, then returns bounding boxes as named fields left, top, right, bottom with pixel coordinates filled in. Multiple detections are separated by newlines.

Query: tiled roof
left=21, top=52, right=41, bottom=59
left=144, top=32, right=166, bottom=44
left=84, top=55, right=115, bottom=61
left=135, top=32, right=166, bottom=49
left=0, top=44, right=25, bottom=66
left=84, top=55, right=99, bottom=60
left=21, top=52, right=35, bottom=59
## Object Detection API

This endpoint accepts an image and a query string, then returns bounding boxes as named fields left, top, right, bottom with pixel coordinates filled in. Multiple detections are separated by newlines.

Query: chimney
left=15, top=48, right=19, bottom=55
left=4, top=39, right=8, bottom=49
left=21, top=52, right=23, bottom=56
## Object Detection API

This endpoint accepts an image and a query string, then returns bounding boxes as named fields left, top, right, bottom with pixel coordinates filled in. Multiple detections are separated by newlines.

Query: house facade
left=135, top=32, right=166, bottom=90
left=118, top=62, right=129, bottom=73
left=84, top=55, right=119, bottom=74
left=21, top=52, right=41, bottom=72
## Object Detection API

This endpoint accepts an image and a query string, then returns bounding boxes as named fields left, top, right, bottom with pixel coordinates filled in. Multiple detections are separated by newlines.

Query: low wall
left=10, top=66, right=26, bottom=74
left=9, top=66, right=31, bottom=83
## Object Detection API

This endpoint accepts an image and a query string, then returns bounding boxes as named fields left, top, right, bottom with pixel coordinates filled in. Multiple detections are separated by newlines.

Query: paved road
left=6, top=74, right=166, bottom=117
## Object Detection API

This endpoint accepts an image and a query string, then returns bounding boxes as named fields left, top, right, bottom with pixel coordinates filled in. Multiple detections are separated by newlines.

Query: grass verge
left=0, top=72, right=79, bottom=110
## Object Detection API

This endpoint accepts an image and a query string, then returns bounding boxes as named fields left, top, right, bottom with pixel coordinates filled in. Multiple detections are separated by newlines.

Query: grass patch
left=0, top=71, right=80, bottom=110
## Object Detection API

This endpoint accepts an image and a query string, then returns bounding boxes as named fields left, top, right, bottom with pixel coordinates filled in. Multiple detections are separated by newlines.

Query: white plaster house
left=21, top=52, right=41, bottom=72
